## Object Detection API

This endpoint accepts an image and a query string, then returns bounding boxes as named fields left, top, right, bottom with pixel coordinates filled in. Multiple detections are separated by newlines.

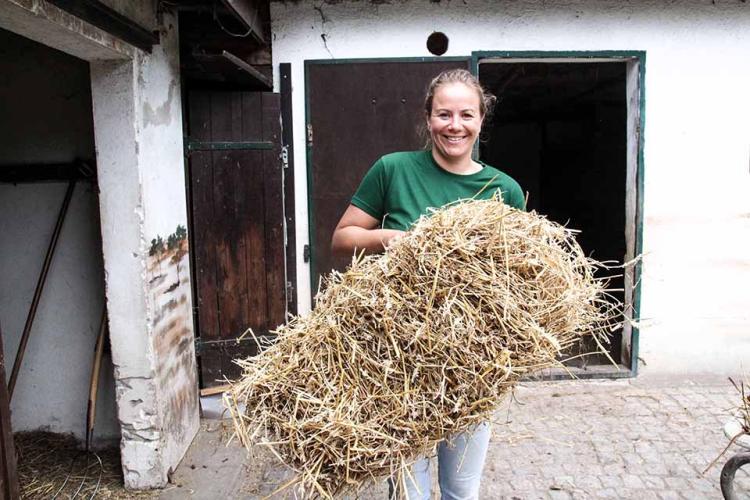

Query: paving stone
left=657, top=491, right=682, bottom=500
left=179, top=375, right=745, bottom=500
left=622, top=473, right=645, bottom=489
left=595, top=487, right=620, bottom=498
left=548, top=489, right=573, bottom=500
left=598, top=475, right=623, bottom=488
left=641, top=475, right=666, bottom=489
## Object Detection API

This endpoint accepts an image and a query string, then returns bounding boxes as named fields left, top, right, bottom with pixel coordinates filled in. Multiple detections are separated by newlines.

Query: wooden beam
left=46, top=0, right=158, bottom=52
left=221, top=0, right=265, bottom=44
left=192, top=50, right=272, bottom=89
left=0, top=162, right=95, bottom=183
left=200, top=384, right=232, bottom=397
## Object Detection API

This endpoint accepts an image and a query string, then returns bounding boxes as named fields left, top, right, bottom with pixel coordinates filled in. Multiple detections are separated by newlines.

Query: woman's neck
left=431, top=149, right=482, bottom=175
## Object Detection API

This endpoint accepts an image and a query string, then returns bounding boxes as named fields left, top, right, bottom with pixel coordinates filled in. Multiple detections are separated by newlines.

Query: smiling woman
left=331, top=69, right=523, bottom=258
left=329, top=69, right=524, bottom=499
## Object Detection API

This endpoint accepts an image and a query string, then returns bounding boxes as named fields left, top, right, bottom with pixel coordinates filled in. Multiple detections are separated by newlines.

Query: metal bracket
left=281, top=145, right=289, bottom=169
left=303, top=244, right=311, bottom=263
left=186, top=140, right=273, bottom=152
left=286, top=281, right=295, bottom=304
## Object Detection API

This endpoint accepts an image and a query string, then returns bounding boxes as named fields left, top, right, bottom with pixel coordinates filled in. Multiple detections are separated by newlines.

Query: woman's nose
left=448, top=115, right=461, bottom=129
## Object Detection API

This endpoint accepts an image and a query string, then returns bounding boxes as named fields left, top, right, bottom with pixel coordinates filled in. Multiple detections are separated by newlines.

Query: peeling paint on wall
left=143, top=78, right=177, bottom=128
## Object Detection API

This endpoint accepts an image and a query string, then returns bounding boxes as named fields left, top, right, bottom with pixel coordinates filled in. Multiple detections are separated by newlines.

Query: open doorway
left=478, top=55, right=644, bottom=372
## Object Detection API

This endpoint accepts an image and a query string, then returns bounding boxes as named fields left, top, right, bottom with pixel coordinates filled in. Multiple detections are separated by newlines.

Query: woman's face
left=427, top=82, right=484, bottom=163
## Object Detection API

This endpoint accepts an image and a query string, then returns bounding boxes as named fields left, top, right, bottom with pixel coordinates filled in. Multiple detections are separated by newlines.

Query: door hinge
left=281, top=145, right=289, bottom=169
left=306, top=124, right=313, bottom=146
left=194, top=336, right=203, bottom=355
left=286, top=281, right=295, bottom=304
left=303, top=244, right=311, bottom=262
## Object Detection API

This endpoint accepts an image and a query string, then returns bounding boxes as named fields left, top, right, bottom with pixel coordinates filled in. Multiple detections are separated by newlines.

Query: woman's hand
left=331, top=205, right=405, bottom=256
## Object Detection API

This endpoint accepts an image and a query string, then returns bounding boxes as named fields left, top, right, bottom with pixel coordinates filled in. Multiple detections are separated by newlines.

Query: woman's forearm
left=331, top=226, right=403, bottom=256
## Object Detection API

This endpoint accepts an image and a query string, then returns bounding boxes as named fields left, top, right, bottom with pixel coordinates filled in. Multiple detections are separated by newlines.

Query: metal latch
left=303, top=244, right=311, bottom=262
left=286, top=281, right=295, bottom=304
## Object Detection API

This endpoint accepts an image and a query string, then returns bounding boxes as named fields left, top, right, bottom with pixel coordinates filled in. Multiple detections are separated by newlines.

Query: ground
left=161, top=373, right=750, bottom=499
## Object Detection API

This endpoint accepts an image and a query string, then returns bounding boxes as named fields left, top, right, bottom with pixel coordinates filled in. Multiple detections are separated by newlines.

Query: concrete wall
left=0, top=28, right=119, bottom=443
left=90, top=9, right=199, bottom=488
left=271, top=0, right=750, bottom=376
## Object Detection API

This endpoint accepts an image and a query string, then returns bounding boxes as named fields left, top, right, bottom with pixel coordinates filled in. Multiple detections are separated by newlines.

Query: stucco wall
left=0, top=27, right=119, bottom=444
left=90, top=9, right=198, bottom=487
left=271, top=0, right=750, bottom=376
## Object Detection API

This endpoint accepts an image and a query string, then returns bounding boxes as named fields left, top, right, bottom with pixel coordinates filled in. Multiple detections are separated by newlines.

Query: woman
left=331, top=69, right=525, bottom=499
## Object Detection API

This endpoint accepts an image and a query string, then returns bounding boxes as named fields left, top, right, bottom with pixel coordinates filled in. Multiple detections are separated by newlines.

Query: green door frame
left=303, top=52, right=645, bottom=376
left=472, top=50, right=646, bottom=376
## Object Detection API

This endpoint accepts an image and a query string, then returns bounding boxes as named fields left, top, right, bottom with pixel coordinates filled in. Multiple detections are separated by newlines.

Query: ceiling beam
left=221, top=0, right=264, bottom=44
left=46, top=0, right=158, bottom=52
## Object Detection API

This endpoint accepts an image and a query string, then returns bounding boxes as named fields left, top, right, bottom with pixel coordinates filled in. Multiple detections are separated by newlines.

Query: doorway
left=477, top=53, right=644, bottom=371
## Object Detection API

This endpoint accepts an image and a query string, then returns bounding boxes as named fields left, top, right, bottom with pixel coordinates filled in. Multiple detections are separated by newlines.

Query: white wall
left=90, top=9, right=198, bottom=488
left=271, top=0, right=750, bottom=376
left=0, top=27, right=119, bottom=444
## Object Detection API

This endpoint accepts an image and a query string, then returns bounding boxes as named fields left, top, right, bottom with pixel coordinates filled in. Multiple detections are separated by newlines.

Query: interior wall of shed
left=0, top=28, right=120, bottom=445
left=479, top=61, right=627, bottom=365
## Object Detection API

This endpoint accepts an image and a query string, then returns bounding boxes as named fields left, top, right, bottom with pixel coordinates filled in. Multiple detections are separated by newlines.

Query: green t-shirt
left=351, top=150, right=525, bottom=230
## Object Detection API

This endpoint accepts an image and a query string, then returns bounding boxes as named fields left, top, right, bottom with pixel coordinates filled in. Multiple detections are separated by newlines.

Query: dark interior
left=479, top=61, right=627, bottom=366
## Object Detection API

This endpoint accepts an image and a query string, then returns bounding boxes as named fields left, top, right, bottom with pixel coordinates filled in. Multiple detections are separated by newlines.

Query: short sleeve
left=351, top=158, right=387, bottom=220
left=506, top=182, right=526, bottom=211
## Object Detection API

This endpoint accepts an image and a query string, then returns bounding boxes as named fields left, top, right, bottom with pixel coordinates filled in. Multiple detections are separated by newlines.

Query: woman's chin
left=436, top=147, right=471, bottom=162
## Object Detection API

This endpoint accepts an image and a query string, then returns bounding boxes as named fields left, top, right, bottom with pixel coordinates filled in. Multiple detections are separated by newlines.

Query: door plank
left=188, top=90, right=287, bottom=387
left=306, top=60, right=471, bottom=290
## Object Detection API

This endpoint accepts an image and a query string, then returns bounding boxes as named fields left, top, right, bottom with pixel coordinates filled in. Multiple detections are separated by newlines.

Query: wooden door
left=306, top=59, right=470, bottom=291
left=187, top=91, right=287, bottom=387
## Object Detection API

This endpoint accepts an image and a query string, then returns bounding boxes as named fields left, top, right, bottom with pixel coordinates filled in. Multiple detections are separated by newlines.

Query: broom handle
left=86, top=309, right=107, bottom=450
left=8, top=180, right=76, bottom=399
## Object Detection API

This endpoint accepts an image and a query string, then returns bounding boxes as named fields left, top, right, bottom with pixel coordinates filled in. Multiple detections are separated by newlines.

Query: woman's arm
left=331, top=205, right=404, bottom=256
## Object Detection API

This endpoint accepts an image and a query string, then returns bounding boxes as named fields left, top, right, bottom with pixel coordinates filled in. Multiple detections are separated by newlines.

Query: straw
left=15, top=431, right=157, bottom=499
left=226, top=196, right=621, bottom=498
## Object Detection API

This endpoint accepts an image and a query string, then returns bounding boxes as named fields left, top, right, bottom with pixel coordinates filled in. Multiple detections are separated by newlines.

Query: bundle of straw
left=226, top=196, right=619, bottom=498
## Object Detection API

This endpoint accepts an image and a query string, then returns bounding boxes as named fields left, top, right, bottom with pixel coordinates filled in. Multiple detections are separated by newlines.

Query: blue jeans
left=389, top=422, right=491, bottom=500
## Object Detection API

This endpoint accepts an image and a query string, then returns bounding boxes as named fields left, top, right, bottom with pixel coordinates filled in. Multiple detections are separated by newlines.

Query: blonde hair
left=419, top=69, right=496, bottom=149
left=423, top=69, right=496, bottom=119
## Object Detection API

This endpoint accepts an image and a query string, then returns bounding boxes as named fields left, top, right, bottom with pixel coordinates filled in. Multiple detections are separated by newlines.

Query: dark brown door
left=187, top=91, right=287, bottom=387
left=306, top=59, right=470, bottom=291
